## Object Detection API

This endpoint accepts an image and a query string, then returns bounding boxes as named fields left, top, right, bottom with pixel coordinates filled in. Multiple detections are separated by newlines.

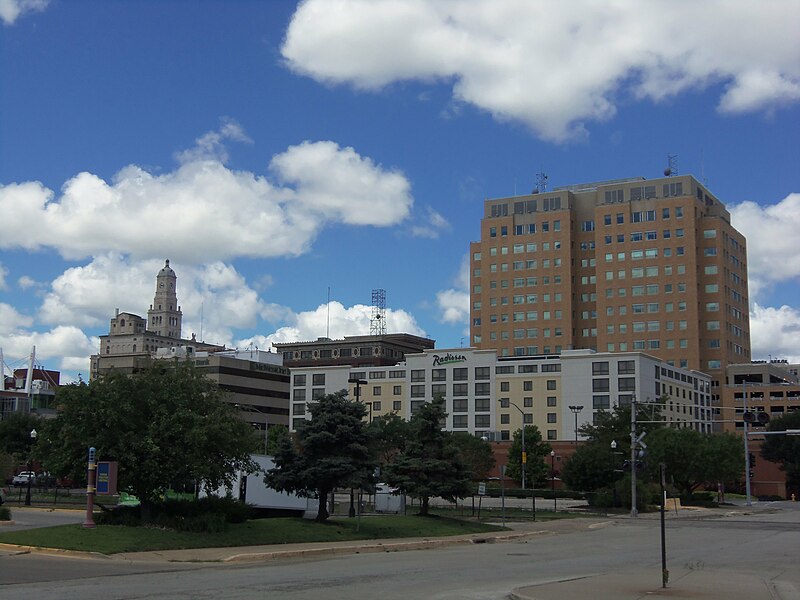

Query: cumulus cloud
left=749, top=303, right=800, bottom=363
left=174, top=117, right=253, bottom=164
left=730, top=193, right=800, bottom=300
left=435, top=254, right=470, bottom=329
left=0, top=325, right=97, bottom=375
left=410, top=206, right=451, bottom=239
left=17, top=276, right=37, bottom=290
left=0, top=262, right=7, bottom=290
left=35, top=254, right=288, bottom=350
left=236, top=301, right=426, bottom=350
left=0, top=126, right=413, bottom=262
left=0, top=0, right=47, bottom=25
left=282, top=0, right=800, bottom=141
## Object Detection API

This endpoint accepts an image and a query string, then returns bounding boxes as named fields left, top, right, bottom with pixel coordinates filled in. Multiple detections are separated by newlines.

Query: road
left=0, top=502, right=798, bottom=599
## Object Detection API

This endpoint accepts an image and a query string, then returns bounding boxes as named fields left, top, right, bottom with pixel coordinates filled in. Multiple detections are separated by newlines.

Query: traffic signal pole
left=743, top=382, right=752, bottom=507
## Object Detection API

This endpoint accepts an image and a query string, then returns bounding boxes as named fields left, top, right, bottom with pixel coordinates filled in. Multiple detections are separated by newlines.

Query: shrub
left=96, top=496, right=252, bottom=530
left=0, top=506, right=10, bottom=521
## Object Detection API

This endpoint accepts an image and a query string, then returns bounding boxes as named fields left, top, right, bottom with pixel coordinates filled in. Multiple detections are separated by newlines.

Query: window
left=410, top=385, right=425, bottom=398
left=369, top=371, right=386, bottom=379
left=393, top=400, right=402, bottom=411
left=618, top=377, right=636, bottom=391
left=453, top=367, right=468, bottom=381
left=593, top=395, right=610, bottom=409
left=592, top=361, right=609, bottom=375
left=593, top=379, right=610, bottom=392
left=431, top=384, right=446, bottom=397
left=393, top=385, right=402, bottom=395
left=618, top=360, right=635, bottom=374
left=312, top=374, right=325, bottom=386
left=500, top=381, right=510, bottom=392
left=475, top=415, right=491, bottom=428
left=475, top=382, right=490, bottom=395
left=312, top=388, right=325, bottom=400
left=547, top=396, right=557, bottom=407
left=475, top=366, right=490, bottom=380
left=410, top=370, right=425, bottom=382
left=547, top=413, right=557, bottom=423
left=546, top=379, right=557, bottom=390
left=372, top=401, right=381, bottom=412
left=294, top=388, right=306, bottom=401
left=453, top=398, right=468, bottom=412
left=452, top=415, right=468, bottom=428
left=293, top=374, right=306, bottom=386
left=372, top=386, right=382, bottom=396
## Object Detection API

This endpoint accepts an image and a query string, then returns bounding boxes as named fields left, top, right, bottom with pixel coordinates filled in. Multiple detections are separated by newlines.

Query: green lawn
left=0, top=514, right=504, bottom=555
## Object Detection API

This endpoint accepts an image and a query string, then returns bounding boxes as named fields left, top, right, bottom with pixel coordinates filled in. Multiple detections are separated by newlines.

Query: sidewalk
left=510, top=568, right=799, bottom=600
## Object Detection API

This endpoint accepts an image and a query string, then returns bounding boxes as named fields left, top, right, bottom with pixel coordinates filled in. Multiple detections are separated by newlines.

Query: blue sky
left=1, top=0, right=800, bottom=380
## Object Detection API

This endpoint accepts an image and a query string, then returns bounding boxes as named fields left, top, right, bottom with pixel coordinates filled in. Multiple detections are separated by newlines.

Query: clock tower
left=147, top=259, right=183, bottom=339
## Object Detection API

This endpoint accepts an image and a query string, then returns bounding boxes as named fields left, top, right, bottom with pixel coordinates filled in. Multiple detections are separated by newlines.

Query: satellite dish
left=664, top=168, right=672, bottom=176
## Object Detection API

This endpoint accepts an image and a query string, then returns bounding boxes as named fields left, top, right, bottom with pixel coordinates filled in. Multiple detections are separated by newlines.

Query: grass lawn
left=0, top=514, right=505, bottom=555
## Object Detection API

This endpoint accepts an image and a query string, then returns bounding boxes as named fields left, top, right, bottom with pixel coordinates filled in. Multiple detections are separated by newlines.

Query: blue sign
left=96, top=462, right=110, bottom=494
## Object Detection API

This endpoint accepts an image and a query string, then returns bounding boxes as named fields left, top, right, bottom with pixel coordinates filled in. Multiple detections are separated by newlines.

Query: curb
left=0, top=542, right=111, bottom=560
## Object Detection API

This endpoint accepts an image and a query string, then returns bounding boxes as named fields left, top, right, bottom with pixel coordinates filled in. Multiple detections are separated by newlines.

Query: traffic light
left=748, top=453, right=756, bottom=465
left=622, top=460, right=631, bottom=472
left=749, top=470, right=755, bottom=480
left=758, top=412, right=770, bottom=425
left=743, top=411, right=755, bottom=423
left=635, top=460, right=646, bottom=472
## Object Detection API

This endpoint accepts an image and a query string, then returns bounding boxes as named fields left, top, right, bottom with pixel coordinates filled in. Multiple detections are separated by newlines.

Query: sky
left=1, top=0, right=800, bottom=382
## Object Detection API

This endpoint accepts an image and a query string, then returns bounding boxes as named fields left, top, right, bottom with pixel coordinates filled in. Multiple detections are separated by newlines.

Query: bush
left=96, top=496, right=252, bottom=531
left=0, top=506, right=10, bottom=521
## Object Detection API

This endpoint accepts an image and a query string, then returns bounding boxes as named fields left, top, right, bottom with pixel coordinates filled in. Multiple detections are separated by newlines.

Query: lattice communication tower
left=370, top=289, right=387, bottom=336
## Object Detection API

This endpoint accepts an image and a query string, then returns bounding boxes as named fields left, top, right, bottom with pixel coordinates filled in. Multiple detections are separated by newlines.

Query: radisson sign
left=432, top=353, right=467, bottom=366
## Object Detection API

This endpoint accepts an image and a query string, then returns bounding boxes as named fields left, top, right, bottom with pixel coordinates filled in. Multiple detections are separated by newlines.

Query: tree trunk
left=316, top=488, right=329, bottom=522
left=420, top=496, right=429, bottom=516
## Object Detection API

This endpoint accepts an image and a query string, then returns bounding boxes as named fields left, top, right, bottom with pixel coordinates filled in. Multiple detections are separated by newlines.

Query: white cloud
left=0, top=0, right=47, bottom=25
left=410, top=206, right=451, bottom=239
left=17, top=276, right=36, bottom=290
left=36, top=254, right=285, bottom=350
left=749, top=303, right=800, bottom=363
left=236, top=301, right=426, bottom=350
left=0, top=262, right=7, bottom=290
left=282, top=0, right=800, bottom=141
left=435, top=254, right=470, bottom=329
left=730, top=193, right=800, bottom=300
left=0, top=302, right=34, bottom=331
left=174, top=118, right=253, bottom=164
left=0, top=129, right=413, bottom=262
left=0, top=325, right=97, bottom=375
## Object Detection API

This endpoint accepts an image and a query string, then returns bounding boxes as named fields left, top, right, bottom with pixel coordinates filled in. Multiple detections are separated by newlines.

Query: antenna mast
left=533, top=171, right=548, bottom=194
left=664, top=154, right=678, bottom=177
left=370, top=289, right=387, bottom=336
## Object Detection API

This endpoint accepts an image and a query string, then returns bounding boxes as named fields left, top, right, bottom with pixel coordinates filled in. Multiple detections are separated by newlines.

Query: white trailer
left=202, top=454, right=312, bottom=517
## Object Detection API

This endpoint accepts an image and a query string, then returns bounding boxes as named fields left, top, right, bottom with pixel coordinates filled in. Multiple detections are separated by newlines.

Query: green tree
left=449, top=432, right=495, bottom=481
left=37, top=361, right=258, bottom=519
left=761, top=410, right=800, bottom=490
left=0, top=411, right=42, bottom=458
left=367, top=412, right=411, bottom=466
left=265, top=424, right=290, bottom=456
left=266, top=390, right=374, bottom=522
left=383, top=397, right=472, bottom=515
left=504, top=426, right=551, bottom=486
left=561, top=442, right=618, bottom=493
left=647, top=428, right=743, bottom=499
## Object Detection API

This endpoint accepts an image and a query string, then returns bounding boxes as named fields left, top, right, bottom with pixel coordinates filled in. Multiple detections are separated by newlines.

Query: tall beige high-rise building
left=469, top=174, right=750, bottom=392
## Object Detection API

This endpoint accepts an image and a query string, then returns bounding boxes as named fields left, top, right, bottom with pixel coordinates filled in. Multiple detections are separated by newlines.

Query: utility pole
left=743, top=381, right=752, bottom=507
left=630, top=394, right=638, bottom=517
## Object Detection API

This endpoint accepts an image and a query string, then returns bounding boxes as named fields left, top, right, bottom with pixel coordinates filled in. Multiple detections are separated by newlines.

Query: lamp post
left=611, top=440, right=620, bottom=508
left=568, top=405, right=583, bottom=444
left=502, top=400, right=527, bottom=490
left=24, top=428, right=37, bottom=506
left=347, top=377, right=368, bottom=518
left=550, top=450, right=556, bottom=512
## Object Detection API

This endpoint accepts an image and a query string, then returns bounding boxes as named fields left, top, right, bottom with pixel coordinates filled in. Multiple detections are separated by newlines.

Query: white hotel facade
left=289, top=348, right=712, bottom=441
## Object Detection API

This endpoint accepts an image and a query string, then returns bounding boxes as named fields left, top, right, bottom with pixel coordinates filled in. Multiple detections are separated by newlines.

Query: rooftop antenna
left=199, top=301, right=204, bottom=343
left=532, top=171, right=548, bottom=194
left=370, top=289, right=387, bottom=336
left=664, top=154, right=678, bottom=177
left=326, top=286, right=331, bottom=339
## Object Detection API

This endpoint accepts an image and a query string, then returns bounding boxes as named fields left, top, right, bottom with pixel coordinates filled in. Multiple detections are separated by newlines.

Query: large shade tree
left=38, top=361, right=258, bottom=518
left=383, top=397, right=472, bottom=515
left=267, top=390, right=375, bottom=522
left=761, top=410, right=800, bottom=492
left=646, top=428, right=743, bottom=499
left=504, top=426, right=551, bottom=486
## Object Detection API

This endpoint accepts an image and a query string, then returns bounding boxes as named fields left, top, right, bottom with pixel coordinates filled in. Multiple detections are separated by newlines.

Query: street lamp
left=568, top=405, right=583, bottom=444
left=502, top=400, right=527, bottom=490
left=347, top=377, right=368, bottom=518
left=550, top=450, right=556, bottom=512
left=24, top=428, right=37, bottom=506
